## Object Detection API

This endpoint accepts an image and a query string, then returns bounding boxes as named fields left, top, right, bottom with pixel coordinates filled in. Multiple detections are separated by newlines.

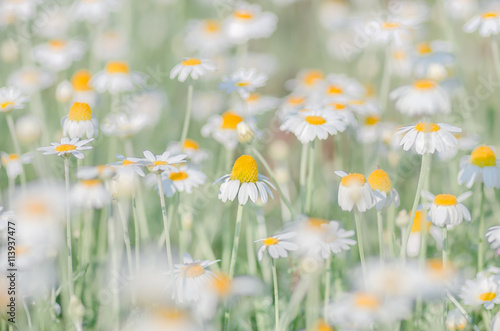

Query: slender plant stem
left=271, top=259, right=279, bottom=331
left=131, top=198, right=140, bottom=273
left=156, top=173, right=173, bottom=271
left=179, top=84, right=193, bottom=151
left=64, top=157, right=74, bottom=297
left=478, top=183, right=485, bottom=272
left=446, top=291, right=481, bottom=331
left=305, top=141, right=316, bottom=214
left=377, top=211, right=384, bottom=263
left=354, top=211, right=367, bottom=286
left=117, top=201, right=134, bottom=278
left=228, top=204, right=244, bottom=279
left=323, top=255, right=332, bottom=316
left=400, top=152, right=431, bottom=260
left=252, top=146, right=294, bottom=218
left=442, top=227, right=448, bottom=267
left=6, top=114, right=26, bottom=190
left=278, top=275, right=313, bottom=331
left=299, top=143, right=309, bottom=213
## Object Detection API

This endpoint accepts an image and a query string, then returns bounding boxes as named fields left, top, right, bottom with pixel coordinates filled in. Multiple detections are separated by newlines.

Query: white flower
left=396, top=122, right=461, bottom=155
left=319, top=220, right=356, bottom=256
left=371, top=19, right=412, bottom=46
left=407, top=209, right=443, bottom=257
left=458, top=145, right=500, bottom=189
left=166, top=139, right=210, bottom=164
left=201, top=111, right=260, bottom=150
left=460, top=272, right=500, bottom=309
left=101, top=112, right=148, bottom=138
left=390, top=79, right=450, bottom=116
left=169, top=58, right=216, bottom=82
left=487, top=226, right=500, bottom=250
left=77, top=165, right=116, bottom=181
left=37, top=137, right=93, bottom=159
left=1, top=152, right=32, bottom=179
left=239, top=93, right=280, bottom=116
left=7, top=67, right=55, bottom=95
left=367, top=169, right=400, bottom=210
left=160, top=165, right=206, bottom=197
left=32, top=39, right=86, bottom=72
left=90, top=61, right=144, bottom=94
left=71, top=179, right=112, bottom=209
left=139, top=150, right=187, bottom=173
left=223, top=3, right=278, bottom=44
left=464, top=12, right=500, bottom=37
left=215, top=155, right=275, bottom=205
left=72, top=0, right=120, bottom=23
left=108, top=155, right=145, bottom=177
left=219, top=68, right=268, bottom=99
left=184, top=19, right=229, bottom=56
left=446, top=308, right=468, bottom=331
left=0, top=87, right=29, bottom=113
left=62, top=102, right=99, bottom=139
left=322, top=74, right=365, bottom=100
left=335, top=171, right=375, bottom=212
left=421, top=191, right=472, bottom=228
left=173, top=253, right=219, bottom=303
left=256, top=232, right=299, bottom=261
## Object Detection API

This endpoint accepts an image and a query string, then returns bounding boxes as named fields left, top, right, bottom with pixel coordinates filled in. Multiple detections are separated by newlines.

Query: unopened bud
left=56, top=80, right=73, bottom=103
left=237, top=121, right=254, bottom=144
left=395, top=209, right=410, bottom=228
left=15, top=115, right=42, bottom=144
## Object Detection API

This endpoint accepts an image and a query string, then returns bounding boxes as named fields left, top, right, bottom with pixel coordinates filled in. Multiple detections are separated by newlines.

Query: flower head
left=37, top=137, right=93, bottom=159
left=256, top=232, right=299, bottom=261
left=169, top=58, right=216, bottom=82
left=458, top=145, right=500, bottom=188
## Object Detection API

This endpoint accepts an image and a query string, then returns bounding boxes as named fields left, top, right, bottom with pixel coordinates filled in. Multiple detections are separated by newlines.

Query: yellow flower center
left=49, top=39, right=66, bottom=49
left=169, top=171, right=188, bottom=181
left=204, top=20, right=220, bottom=33
left=122, top=159, right=135, bottom=166
left=230, top=155, right=258, bottom=183
left=220, top=111, right=243, bottom=130
left=411, top=210, right=431, bottom=233
left=153, top=161, right=167, bottom=166
left=55, top=144, right=76, bottom=152
left=154, top=307, right=185, bottom=321
left=247, top=93, right=260, bottom=102
left=106, top=61, right=129, bottom=74
left=26, top=201, right=49, bottom=216
left=367, top=169, right=392, bottom=193
left=415, top=122, right=440, bottom=132
left=482, top=12, right=498, bottom=19
left=327, top=85, right=343, bottom=95
left=212, top=273, right=232, bottom=296
left=305, top=115, right=326, bottom=125
left=236, top=81, right=250, bottom=87
left=393, top=50, right=407, bottom=60
left=183, top=138, right=199, bottom=150
left=180, top=264, right=205, bottom=278
left=427, top=259, right=454, bottom=280
left=364, top=115, right=380, bottom=126
left=341, top=173, right=366, bottom=187
left=479, top=292, right=497, bottom=301
left=308, top=217, right=328, bottom=228
left=82, top=179, right=101, bottom=187
left=288, top=96, right=305, bottom=105
left=314, top=320, right=334, bottom=331
left=470, top=146, right=497, bottom=167
left=182, top=58, right=201, bottom=66
left=417, top=42, right=432, bottom=55
left=383, top=22, right=400, bottom=29
left=1, top=101, right=14, bottom=109
left=1, top=153, right=19, bottom=165
left=329, top=103, right=345, bottom=110
left=68, top=102, right=92, bottom=121
left=354, top=293, right=380, bottom=309
left=234, top=10, right=254, bottom=20
left=263, top=237, right=279, bottom=246
left=434, top=194, right=457, bottom=206
left=71, top=69, right=92, bottom=91
left=414, top=79, right=436, bottom=90
left=303, top=70, right=324, bottom=86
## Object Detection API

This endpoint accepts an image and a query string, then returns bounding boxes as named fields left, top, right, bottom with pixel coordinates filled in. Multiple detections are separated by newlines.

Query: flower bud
left=0, top=40, right=18, bottom=63
left=237, top=121, right=254, bottom=144
left=56, top=80, right=73, bottom=103
left=15, top=115, right=42, bottom=144
left=395, top=209, right=410, bottom=228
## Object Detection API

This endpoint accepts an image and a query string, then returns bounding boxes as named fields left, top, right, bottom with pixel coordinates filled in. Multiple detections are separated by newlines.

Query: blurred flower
left=62, top=102, right=99, bottom=139
left=390, top=79, right=450, bottom=116
left=0, top=0, right=39, bottom=25
left=256, top=232, right=299, bottom=261
left=32, top=39, right=86, bottom=72
left=184, top=19, right=229, bottom=56
left=219, top=68, right=268, bottom=99
left=446, top=308, right=468, bottom=331
left=458, top=145, right=500, bottom=189
left=8, top=67, right=55, bottom=94
left=464, top=11, right=500, bottom=36
left=92, top=29, right=129, bottom=60
left=173, top=253, right=219, bottom=303
left=15, top=114, right=42, bottom=144
left=460, top=272, right=500, bottom=309
left=71, top=179, right=111, bottom=209
left=167, top=139, right=210, bottom=164
left=371, top=19, right=412, bottom=46
left=101, top=112, right=148, bottom=139
left=70, top=69, right=97, bottom=107
left=407, top=209, right=442, bottom=257
left=240, top=93, right=280, bottom=116
left=77, top=165, right=116, bottom=181
left=396, top=122, right=461, bottom=155
left=487, top=225, right=500, bottom=250
left=90, top=61, right=144, bottom=94
left=159, top=165, right=206, bottom=197
left=140, top=150, right=187, bottom=173
left=335, top=171, right=375, bottom=212
left=421, top=191, right=472, bottom=228
left=367, top=168, right=400, bottom=210
left=37, top=137, right=94, bottom=159
left=72, top=0, right=121, bottom=23
left=0, top=87, right=29, bottom=113
left=1, top=152, right=32, bottom=179
left=123, top=306, right=202, bottom=331
left=236, top=121, right=254, bottom=144
left=202, top=110, right=259, bottom=150
left=322, top=74, right=365, bottom=101
left=169, top=58, right=216, bottom=82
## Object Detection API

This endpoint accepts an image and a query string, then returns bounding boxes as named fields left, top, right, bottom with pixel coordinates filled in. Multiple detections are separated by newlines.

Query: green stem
left=6, top=114, right=26, bottom=190
left=323, top=255, right=332, bottom=316
left=299, top=143, right=309, bottom=213
left=354, top=212, right=367, bottom=285
left=442, top=227, right=448, bottom=268
left=478, top=183, right=485, bottom=272
left=272, top=259, right=279, bottom=331
left=305, top=141, right=316, bottom=214
left=131, top=198, right=140, bottom=273
left=156, top=173, right=173, bottom=271
left=64, top=157, right=74, bottom=297
left=377, top=211, right=384, bottom=263
left=179, top=84, right=193, bottom=151
left=117, top=201, right=134, bottom=278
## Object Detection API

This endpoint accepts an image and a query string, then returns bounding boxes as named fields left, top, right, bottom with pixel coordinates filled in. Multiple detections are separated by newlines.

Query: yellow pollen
left=288, top=96, right=305, bottom=105
left=26, top=201, right=48, bottom=216
left=263, top=237, right=279, bottom=246
left=314, top=319, right=334, bottom=331
left=81, top=179, right=101, bottom=187
left=434, top=194, right=457, bottom=206
left=479, top=292, right=497, bottom=301
left=308, top=217, right=328, bottom=228
left=230, top=155, right=259, bottom=183
left=341, top=173, right=366, bottom=187
left=1, top=154, right=19, bottom=165
left=298, top=109, right=310, bottom=113
left=247, top=93, right=260, bottom=102
left=327, top=85, right=343, bottom=95
left=411, top=210, right=431, bottom=233
left=183, top=138, right=199, bottom=150
left=364, top=116, right=380, bottom=126
left=470, top=146, right=497, bottom=167
left=305, top=115, right=326, bottom=125
left=414, top=79, right=436, bottom=90
left=1, top=101, right=14, bottom=109
left=122, top=159, right=135, bottom=166
left=329, top=103, right=345, bottom=110
left=49, top=39, right=66, bottom=49
left=354, top=293, right=380, bottom=309
left=236, top=81, right=250, bottom=87
left=393, top=50, right=407, bottom=60
left=349, top=100, right=365, bottom=105
left=154, top=307, right=185, bottom=321
left=303, top=70, right=324, bottom=86
left=220, top=111, right=243, bottom=130
left=212, top=273, right=232, bottom=296
left=182, top=58, right=202, bottom=66
left=106, top=61, right=129, bottom=74
left=55, top=144, right=76, bottom=152
left=482, top=12, right=498, bottom=19
left=367, top=169, right=392, bottom=193
left=415, top=122, right=440, bottom=132
left=153, top=161, right=167, bottom=166
left=169, top=171, right=189, bottom=181
left=204, top=20, right=220, bottom=33
left=417, top=43, right=432, bottom=55
left=71, top=70, right=92, bottom=91
left=180, top=264, right=205, bottom=278
left=383, top=22, right=399, bottom=29
left=68, top=102, right=92, bottom=121
left=234, top=10, right=254, bottom=20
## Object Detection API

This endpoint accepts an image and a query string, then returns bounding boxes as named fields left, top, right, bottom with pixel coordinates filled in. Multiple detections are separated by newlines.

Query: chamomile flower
left=71, top=179, right=112, bottom=209
left=70, top=69, right=97, bottom=107
left=140, top=150, right=187, bottom=174
left=487, top=226, right=500, bottom=251
left=255, top=232, right=299, bottom=261
left=421, top=191, right=472, bottom=228
left=412, top=41, right=455, bottom=79
left=92, top=29, right=129, bottom=60
left=201, top=111, right=259, bottom=150
left=371, top=19, right=412, bottom=46
left=0, top=0, right=38, bottom=25
left=7, top=67, right=55, bottom=94
left=335, top=171, right=375, bottom=212
left=72, top=0, right=121, bottom=23
left=109, top=155, right=145, bottom=177
left=325, top=101, right=357, bottom=128
left=184, top=19, right=229, bottom=56
left=286, top=70, right=325, bottom=93
left=390, top=79, right=450, bottom=116
left=169, top=58, right=216, bottom=82
left=215, top=155, right=275, bottom=205
left=241, top=93, right=280, bottom=116
left=464, top=11, right=500, bottom=36
left=159, top=165, right=206, bottom=197
left=32, top=39, right=86, bottom=72
left=322, top=74, right=365, bottom=100
left=219, top=68, right=268, bottom=99
left=77, top=165, right=116, bottom=181
left=0, top=87, right=29, bottom=113
left=37, top=137, right=93, bottom=159
left=172, top=253, right=219, bottom=303
left=280, top=109, right=346, bottom=144
left=458, top=145, right=500, bottom=189
left=167, top=139, right=210, bottom=164
left=62, top=102, right=99, bottom=139
left=367, top=168, right=400, bottom=210
left=90, top=61, right=144, bottom=94
left=459, top=272, right=500, bottom=309
left=318, top=220, right=357, bottom=257
left=407, top=209, right=443, bottom=257
left=101, top=112, right=148, bottom=138
left=1, top=152, right=32, bottom=179
left=396, top=122, right=461, bottom=155
left=357, top=114, right=382, bottom=144
left=446, top=308, right=468, bottom=331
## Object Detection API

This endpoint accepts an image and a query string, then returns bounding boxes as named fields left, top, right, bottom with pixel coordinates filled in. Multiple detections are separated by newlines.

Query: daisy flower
left=169, top=58, right=216, bottom=82
left=109, top=155, right=145, bottom=176
left=0, top=0, right=38, bottom=25
left=325, top=101, right=357, bottom=128
left=201, top=111, right=259, bottom=150
left=1, top=152, right=32, bottom=179
left=184, top=19, right=229, bottom=56
left=407, top=209, right=442, bottom=257
left=167, top=139, right=209, bottom=164
left=90, top=61, right=144, bottom=94
left=396, top=122, right=461, bottom=155
left=286, top=69, right=325, bottom=93
left=280, top=109, right=347, bottom=144
left=412, top=41, right=455, bottom=79
left=92, top=29, right=129, bottom=61
left=77, top=165, right=116, bottom=181
left=71, top=179, right=112, bottom=209
left=371, top=19, right=412, bottom=46
left=464, top=11, right=500, bottom=36
left=318, top=220, right=357, bottom=257
left=101, top=112, right=148, bottom=138
left=219, top=68, right=268, bottom=99
left=460, top=272, right=500, bottom=309
left=357, top=114, right=382, bottom=144
left=62, top=102, right=99, bottom=139
left=37, top=137, right=93, bottom=159
left=32, top=39, right=86, bottom=72
left=390, top=79, right=450, bottom=116
left=446, top=308, right=468, bottom=331
left=335, top=171, right=375, bottom=212
left=322, top=74, right=365, bottom=100
left=70, top=69, right=97, bottom=107
left=458, top=145, right=500, bottom=189
left=7, top=67, right=55, bottom=94
left=72, top=0, right=120, bottom=23
left=215, top=155, right=275, bottom=205
left=255, top=232, right=299, bottom=261
left=139, top=150, right=187, bottom=174
left=172, top=253, right=219, bottom=303
left=421, top=191, right=472, bottom=228
left=160, top=165, right=206, bottom=197
left=367, top=168, right=400, bottom=210
left=0, top=87, right=29, bottom=113
left=241, top=93, right=280, bottom=116
left=486, top=226, right=500, bottom=251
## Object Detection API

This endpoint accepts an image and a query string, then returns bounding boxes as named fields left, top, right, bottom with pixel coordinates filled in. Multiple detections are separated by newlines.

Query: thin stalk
left=246, top=217, right=257, bottom=275
left=323, top=255, right=332, bottom=316
left=354, top=211, right=367, bottom=285
left=299, top=143, right=309, bottom=213
left=377, top=211, right=384, bottom=262
left=271, top=259, right=279, bottom=331
left=400, top=152, right=431, bottom=260
left=442, top=227, right=448, bottom=267
left=157, top=173, right=173, bottom=271
left=117, top=201, right=134, bottom=278
left=446, top=291, right=481, bottom=331
left=64, top=157, right=74, bottom=297
left=179, top=84, right=193, bottom=151
left=478, top=183, right=485, bottom=272
left=6, top=114, right=26, bottom=190
left=278, top=275, right=313, bottom=331
left=305, top=141, right=316, bottom=214
left=131, top=198, right=140, bottom=272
